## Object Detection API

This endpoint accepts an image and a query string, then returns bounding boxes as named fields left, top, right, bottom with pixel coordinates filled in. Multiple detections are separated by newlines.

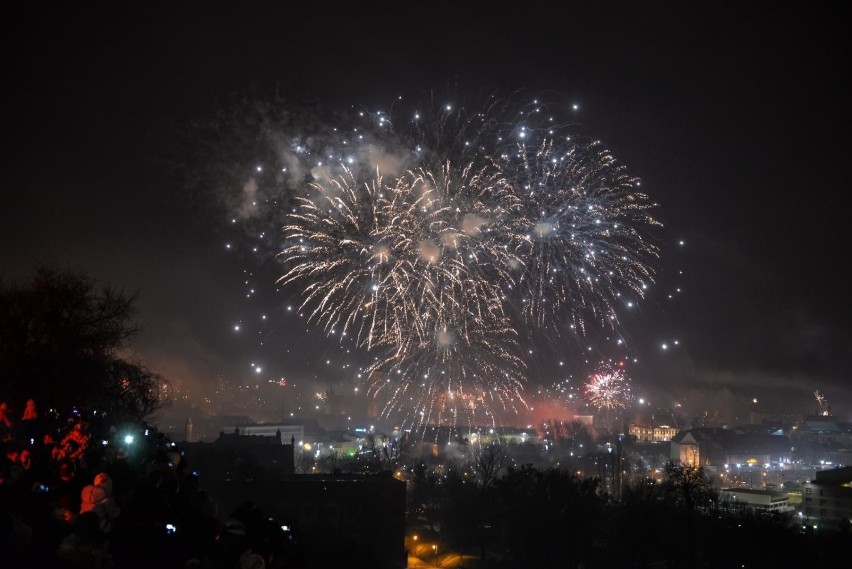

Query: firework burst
left=500, top=138, right=660, bottom=335
left=269, top=91, right=659, bottom=429
left=584, top=360, right=632, bottom=411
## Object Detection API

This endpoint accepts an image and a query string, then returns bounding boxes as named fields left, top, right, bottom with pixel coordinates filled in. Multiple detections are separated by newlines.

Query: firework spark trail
left=274, top=93, right=659, bottom=429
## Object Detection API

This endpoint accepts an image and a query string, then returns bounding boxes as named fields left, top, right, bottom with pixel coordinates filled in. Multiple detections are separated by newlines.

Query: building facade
left=802, top=466, right=852, bottom=528
left=629, top=424, right=679, bottom=443
left=670, top=428, right=792, bottom=468
left=720, top=488, right=793, bottom=514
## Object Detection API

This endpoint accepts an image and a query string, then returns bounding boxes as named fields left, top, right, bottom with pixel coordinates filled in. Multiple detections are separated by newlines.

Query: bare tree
left=663, top=459, right=716, bottom=513
left=662, top=459, right=716, bottom=567
left=471, top=442, right=506, bottom=489
left=0, top=267, right=167, bottom=421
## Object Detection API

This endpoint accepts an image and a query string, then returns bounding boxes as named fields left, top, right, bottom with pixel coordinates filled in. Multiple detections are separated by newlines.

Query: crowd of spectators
left=1, top=399, right=303, bottom=568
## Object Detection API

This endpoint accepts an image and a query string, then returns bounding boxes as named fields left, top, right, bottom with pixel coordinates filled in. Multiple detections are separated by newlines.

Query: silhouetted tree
left=0, top=267, right=167, bottom=421
left=661, top=460, right=716, bottom=567
left=388, top=430, right=411, bottom=468
left=359, top=432, right=392, bottom=472
left=608, top=476, right=674, bottom=567
left=662, top=459, right=715, bottom=513
left=496, top=465, right=605, bottom=568
left=408, top=462, right=443, bottom=532
left=470, top=442, right=506, bottom=489
left=440, top=469, right=480, bottom=553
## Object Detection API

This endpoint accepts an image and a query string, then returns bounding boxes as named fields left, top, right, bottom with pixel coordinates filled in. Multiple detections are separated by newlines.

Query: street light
left=412, top=535, right=419, bottom=558
left=432, top=544, right=438, bottom=567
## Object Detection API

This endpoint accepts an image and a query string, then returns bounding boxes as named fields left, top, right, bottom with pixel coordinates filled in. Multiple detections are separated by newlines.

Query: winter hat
left=93, top=472, right=113, bottom=495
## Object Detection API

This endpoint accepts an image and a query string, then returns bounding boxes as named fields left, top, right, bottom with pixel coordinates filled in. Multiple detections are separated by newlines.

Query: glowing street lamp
left=432, top=544, right=438, bottom=567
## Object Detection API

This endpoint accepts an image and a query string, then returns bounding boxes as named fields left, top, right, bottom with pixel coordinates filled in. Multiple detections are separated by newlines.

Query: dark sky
left=2, top=4, right=849, bottom=422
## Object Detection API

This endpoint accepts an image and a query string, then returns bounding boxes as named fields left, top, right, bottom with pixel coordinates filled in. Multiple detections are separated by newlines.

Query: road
left=407, top=552, right=479, bottom=568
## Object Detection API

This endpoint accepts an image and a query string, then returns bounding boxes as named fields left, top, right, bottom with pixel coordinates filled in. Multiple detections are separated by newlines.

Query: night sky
left=2, top=4, right=849, bottom=424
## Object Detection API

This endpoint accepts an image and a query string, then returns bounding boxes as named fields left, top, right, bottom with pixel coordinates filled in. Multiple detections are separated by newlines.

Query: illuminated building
left=802, top=466, right=852, bottom=527
left=463, top=426, right=539, bottom=446
left=184, top=417, right=193, bottom=443
left=628, top=409, right=680, bottom=441
left=670, top=428, right=792, bottom=468
left=793, top=417, right=852, bottom=447
left=629, top=424, right=678, bottom=442
left=670, top=430, right=701, bottom=466
left=720, top=488, right=794, bottom=514
left=222, top=422, right=305, bottom=445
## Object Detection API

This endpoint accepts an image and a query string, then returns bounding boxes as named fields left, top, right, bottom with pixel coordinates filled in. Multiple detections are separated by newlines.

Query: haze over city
left=3, top=4, right=849, bottom=431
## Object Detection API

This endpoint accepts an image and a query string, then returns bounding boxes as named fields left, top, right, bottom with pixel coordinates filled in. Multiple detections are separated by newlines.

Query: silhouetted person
left=56, top=511, right=112, bottom=568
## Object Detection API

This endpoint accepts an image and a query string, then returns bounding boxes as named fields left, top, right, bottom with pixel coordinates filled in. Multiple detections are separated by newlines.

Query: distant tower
left=185, top=417, right=193, bottom=443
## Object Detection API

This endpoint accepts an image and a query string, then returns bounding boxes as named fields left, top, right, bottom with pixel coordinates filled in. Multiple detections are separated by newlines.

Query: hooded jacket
left=80, top=473, right=120, bottom=532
